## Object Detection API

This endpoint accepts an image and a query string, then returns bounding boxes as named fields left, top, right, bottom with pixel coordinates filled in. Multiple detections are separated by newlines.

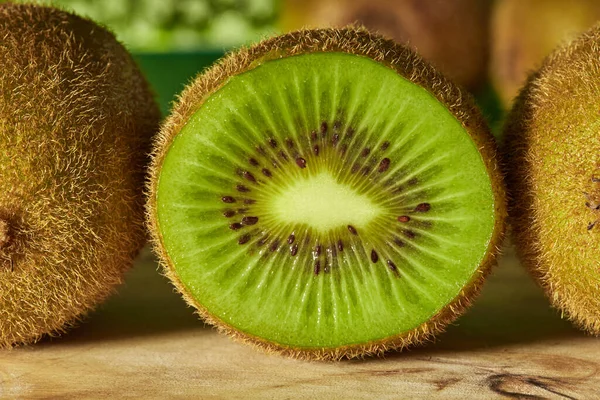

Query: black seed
left=337, top=240, right=343, bottom=252
left=290, top=244, right=298, bottom=256
left=268, top=138, right=277, bottom=148
left=270, top=240, right=279, bottom=252
left=256, top=145, right=266, bottom=155
left=347, top=225, right=357, bottom=235
left=361, top=166, right=371, bottom=176
left=279, top=150, right=288, bottom=161
left=393, top=237, right=405, bottom=247
left=314, top=260, right=321, bottom=275
left=404, top=230, right=416, bottom=239
left=244, top=199, right=256, bottom=205
left=408, top=177, right=418, bottom=185
left=332, top=133, right=340, bottom=146
left=262, top=168, right=272, bottom=177
left=242, top=216, right=259, bottom=225
left=238, top=234, right=251, bottom=245
left=311, top=130, right=318, bottom=142
left=222, top=196, right=235, bottom=203
left=229, top=223, right=243, bottom=231
left=387, top=260, right=397, bottom=272
left=333, top=121, right=341, bottom=131
left=249, top=158, right=259, bottom=167
left=351, top=164, right=359, bottom=174
left=378, top=158, right=390, bottom=173
left=287, top=234, right=295, bottom=244
left=381, top=141, right=390, bottom=151
left=223, top=210, right=235, bottom=218
left=320, top=121, right=328, bottom=135
left=340, top=144, right=347, bottom=155
left=257, top=236, right=268, bottom=247
left=236, top=184, right=250, bottom=193
left=313, top=145, right=319, bottom=156
left=346, top=128, right=354, bottom=138
left=314, top=245, right=322, bottom=257
left=361, top=147, right=370, bottom=157
left=371, top=249, right=379, bottom=263
left=242, top=171, right=256, bottom=183
left=237, top=208, right=249, bottom=214
left=588, top=221, right=597, bottom=231
left=415, top=203, right=431, bottom=212
left=286, top=138, right=295, bottom=148
left=296, top=157, right=307, bottom=168
left=397, top=215, right=410, bottom=223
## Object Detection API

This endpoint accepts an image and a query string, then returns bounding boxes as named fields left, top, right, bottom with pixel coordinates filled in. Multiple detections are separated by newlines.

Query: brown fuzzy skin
left=504, top=25, right=600, bottom=335
left=147, top=27, right=507, bottom=361
left=0, top=3, right=160, bottom=348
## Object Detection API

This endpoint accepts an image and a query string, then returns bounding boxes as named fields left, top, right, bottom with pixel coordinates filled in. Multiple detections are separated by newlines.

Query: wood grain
left=0, top=245, right=598, bottom=399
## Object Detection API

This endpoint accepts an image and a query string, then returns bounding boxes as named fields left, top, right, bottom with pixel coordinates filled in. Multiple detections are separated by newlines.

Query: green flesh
left=156, top=52, right=496, bottom=349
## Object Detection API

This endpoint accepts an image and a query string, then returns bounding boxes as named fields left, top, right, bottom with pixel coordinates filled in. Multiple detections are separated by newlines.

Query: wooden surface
left=1, top=244, right=598, bottom=399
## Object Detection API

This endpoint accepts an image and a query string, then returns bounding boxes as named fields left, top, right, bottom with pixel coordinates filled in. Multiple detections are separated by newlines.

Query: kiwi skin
left=0, top=3, right=160, bottom=347
left=503, top=26, right=600, bottom=335
left=147, top=27, right=507, bottom=360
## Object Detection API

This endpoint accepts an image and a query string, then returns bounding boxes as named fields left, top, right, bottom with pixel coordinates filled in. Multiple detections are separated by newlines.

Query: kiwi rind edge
left=147, top=26, right=507, bottom=360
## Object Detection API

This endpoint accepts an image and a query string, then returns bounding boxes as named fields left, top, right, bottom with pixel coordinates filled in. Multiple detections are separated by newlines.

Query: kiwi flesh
left=280, top=0, right=491, bottom=91
left=148, top=27, right=506, bottom=360
left=492, top=0, right=600, bottom=109
left=504, top=25, right=600, bottom=335
left=0, top=3, right=160, bottom=347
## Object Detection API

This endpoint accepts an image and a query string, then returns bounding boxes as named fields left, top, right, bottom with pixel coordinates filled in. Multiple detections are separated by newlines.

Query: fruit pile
left=1, top=2, right=598, bottom=359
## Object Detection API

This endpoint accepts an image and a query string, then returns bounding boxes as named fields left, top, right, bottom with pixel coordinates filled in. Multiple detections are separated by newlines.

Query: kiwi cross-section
left=504, top=25, right=600, bottom=335
left=148, top=28, right=506, bottom=360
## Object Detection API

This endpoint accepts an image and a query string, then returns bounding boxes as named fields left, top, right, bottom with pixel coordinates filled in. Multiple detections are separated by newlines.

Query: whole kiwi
left=280, top=0, right=491, bottom=91
left=492, top=0, right=600, bottom=109
left=0, top=3, right=160, bottom=347
left=504, top=24, right=600, bottom=335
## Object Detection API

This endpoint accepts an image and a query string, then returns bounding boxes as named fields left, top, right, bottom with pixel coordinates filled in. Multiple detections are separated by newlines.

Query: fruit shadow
left=43, top=247, right=210, bottom=346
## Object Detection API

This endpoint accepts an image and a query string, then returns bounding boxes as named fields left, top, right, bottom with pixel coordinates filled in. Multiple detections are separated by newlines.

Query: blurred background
left=7, top=0, right=600, bottom=129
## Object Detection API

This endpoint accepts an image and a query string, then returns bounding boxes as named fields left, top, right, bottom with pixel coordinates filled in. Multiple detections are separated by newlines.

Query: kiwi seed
left=0, top=4, right=160, bottom=348
left=504, top=24, right=600, bottom=335
left=147, top=27, right=506, bottom=360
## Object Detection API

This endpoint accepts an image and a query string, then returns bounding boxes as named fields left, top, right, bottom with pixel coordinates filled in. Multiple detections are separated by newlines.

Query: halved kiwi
left=504, top=25, right=600, bottom=335
left=0, top=4, right=160, bottom=347
left=148, top=27, right=506, bottom=360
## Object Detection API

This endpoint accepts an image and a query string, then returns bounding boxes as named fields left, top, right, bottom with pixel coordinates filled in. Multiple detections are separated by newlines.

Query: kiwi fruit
left=147, top=27, right=506, bottom=360
left=504, top=25, right=600, bottom=335
left=492, top=0, right=600, bottom=109
left=280, top=0, right=491, bottom=91
left=0, top=3, right=160, bottom=347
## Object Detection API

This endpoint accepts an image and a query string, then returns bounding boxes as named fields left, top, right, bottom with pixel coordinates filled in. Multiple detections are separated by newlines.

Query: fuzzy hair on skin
left=504, top=24, right=600, bottom=335
left=0, top=3, right=160, bottom=348
left=147, top=27, right=507, bottom=361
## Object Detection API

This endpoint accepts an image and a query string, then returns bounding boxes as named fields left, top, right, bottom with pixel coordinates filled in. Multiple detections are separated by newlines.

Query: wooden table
left=1, top=244, right=598, bottom=399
